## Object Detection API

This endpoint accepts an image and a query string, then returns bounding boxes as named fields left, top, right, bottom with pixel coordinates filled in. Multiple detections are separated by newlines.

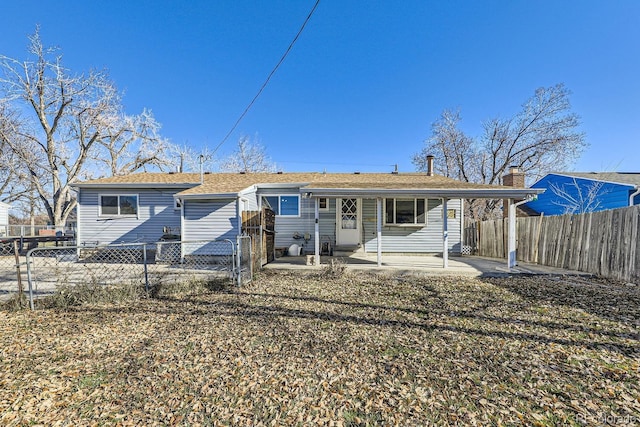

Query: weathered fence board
left=466, top=205, right=640, bottom=283
left=241, top=208, right=275, bottom=272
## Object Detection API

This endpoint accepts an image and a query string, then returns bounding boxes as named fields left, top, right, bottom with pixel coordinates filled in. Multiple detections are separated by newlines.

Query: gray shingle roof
left=552, top=172, right=640, bottom=187
left=75, top=172, right=544, bottom=199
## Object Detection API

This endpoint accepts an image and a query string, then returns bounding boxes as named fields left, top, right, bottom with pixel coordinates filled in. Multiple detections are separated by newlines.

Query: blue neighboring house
left=525, top=172, right=640, bottom=216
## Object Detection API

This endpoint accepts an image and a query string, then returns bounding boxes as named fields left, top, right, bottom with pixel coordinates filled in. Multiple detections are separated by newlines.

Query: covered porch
left=264, top=252, right=585, bottom=276
left=301, top=186, right=543, bottom=271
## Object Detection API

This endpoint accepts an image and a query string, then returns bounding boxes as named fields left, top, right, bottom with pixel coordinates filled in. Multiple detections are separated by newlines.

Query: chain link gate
left=236, top=235, right=253, bottom=286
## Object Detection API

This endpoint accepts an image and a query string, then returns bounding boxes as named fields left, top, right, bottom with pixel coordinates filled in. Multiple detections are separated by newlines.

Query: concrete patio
left=264, top=253, right=590, bottom=277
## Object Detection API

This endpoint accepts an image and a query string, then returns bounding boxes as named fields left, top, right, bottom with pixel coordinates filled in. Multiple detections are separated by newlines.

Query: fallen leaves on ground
left=1, top=271, right=638, bottom=426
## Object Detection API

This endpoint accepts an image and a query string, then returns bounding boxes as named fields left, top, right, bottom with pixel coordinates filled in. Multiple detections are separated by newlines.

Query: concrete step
left=333, top=245, right=362, bottom=256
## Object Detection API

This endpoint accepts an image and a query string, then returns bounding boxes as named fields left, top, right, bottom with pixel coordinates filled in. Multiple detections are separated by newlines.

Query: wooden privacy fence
left=241, top=208, right=276, bottom=272
left=466, top=205, right=640, bottom=283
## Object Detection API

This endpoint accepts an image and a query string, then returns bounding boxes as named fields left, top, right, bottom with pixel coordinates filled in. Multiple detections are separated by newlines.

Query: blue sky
left=1, top=1, right=638, bottom=173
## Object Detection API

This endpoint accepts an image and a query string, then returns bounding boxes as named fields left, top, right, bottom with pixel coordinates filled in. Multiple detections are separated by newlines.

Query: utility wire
left=212, top=0, right=321, bottom=155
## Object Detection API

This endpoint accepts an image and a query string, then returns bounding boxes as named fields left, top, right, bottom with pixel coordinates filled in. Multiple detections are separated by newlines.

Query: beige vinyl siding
left=78, top=188, right=182, bottom=245
left=363, top=198, right=462, bottom=253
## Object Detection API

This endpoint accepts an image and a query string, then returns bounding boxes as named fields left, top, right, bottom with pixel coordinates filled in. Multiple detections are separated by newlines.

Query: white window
left=384, top=198, right=426, bottom=225
left=264, top=195, right=300, bottom=217
left=100, top=194, right=138, bottom=217
left=319, top=197, right=329, bottom=211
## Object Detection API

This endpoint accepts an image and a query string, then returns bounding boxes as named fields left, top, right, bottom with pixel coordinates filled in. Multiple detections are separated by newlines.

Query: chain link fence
left=0, top=239, right=27, bottom=301
left=4, top=225, right=75, bottom=237
left=0, top=237, right=253, bottom=310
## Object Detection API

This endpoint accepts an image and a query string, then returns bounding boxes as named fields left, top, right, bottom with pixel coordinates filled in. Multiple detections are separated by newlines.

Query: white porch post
left=314, top=197, right=320, bottom=266
left=507, top=198, right=517, bottom=269
left=442, top=198, right=449, bottom=268
left=376, top=197, right=382, bottom=267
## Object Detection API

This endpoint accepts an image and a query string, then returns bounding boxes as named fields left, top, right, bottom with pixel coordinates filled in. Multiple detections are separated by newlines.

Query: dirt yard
left=1, top=270, right=638, bottom=425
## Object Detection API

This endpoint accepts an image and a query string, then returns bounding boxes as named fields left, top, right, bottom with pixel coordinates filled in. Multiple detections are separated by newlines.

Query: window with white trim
left=384, top=198, right=426, bottom=225
left=100, top=194, right=138, bottom=216
left=319, top=197, right=329, bottom=211
left=264, top=195, right=300, bottom=217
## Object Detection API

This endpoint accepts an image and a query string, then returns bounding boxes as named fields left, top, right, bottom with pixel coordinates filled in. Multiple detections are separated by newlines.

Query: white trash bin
left=288, top=243, right=302, bottom=256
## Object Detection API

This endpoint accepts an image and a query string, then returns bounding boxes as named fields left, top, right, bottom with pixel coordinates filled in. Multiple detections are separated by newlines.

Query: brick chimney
left=503, top=166, right=525, bottom=217
left=503, top=166, right=525, bottom=188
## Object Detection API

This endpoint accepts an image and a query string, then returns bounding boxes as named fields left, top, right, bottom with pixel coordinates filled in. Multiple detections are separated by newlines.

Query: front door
left=336, top=198, right=361, bottom=246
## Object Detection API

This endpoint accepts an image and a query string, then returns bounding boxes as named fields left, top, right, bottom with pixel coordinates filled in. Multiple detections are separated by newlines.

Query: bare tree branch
left=0, top=29, right=172, bottom=229
left=219, top=136, right=277, bottom=173
left=549, top=178, right=608, bottom=214
left=413, top=84, right=586, bottom=220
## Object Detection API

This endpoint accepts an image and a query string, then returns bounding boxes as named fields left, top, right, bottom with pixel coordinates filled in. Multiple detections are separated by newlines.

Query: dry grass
left=1, top=271, right=638, bottom=426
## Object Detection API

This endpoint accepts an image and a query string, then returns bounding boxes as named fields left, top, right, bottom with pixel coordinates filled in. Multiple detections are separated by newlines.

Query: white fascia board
left=72, top=183, right=198, bottom=189
left=255, top=182, right=310, bottom=190
left=175, top=185, right=257, bottom=201
left=238, top=185, right=258, bottom=196
left=179, top=192, right=239, bottom=200
left=302, top=187, right=545, bottom=199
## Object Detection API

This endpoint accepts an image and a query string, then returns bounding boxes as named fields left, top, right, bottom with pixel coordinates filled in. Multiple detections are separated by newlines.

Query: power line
left=212, top=0, right=321, bottom=155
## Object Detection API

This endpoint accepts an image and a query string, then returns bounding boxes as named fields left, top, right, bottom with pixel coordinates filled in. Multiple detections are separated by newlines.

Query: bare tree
left=0, top=103, right=28, bottom=204
left=219, top=136, right=277, bottom=173
left=413, top=84, right=586, bottom=219
left=0, top=29, right=170, bottom=229
left=414, top=109, right=481, bottom=183
left=168, top=143, right=218, bottom=173
left=91, top=108, right=174, bottom=176
left=549, top=178, right=608, bottom=214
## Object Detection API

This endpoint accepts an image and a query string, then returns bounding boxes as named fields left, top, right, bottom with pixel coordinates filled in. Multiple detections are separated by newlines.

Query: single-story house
left=72, top=164, right=542, bottom=268
left=525, top=172, right=640, bottom=215
left=0, top=201, right=10, bottom=236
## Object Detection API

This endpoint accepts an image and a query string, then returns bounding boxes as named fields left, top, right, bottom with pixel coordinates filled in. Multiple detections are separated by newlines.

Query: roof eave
left=255, top=182, right=311, bottom=190
left=541, top=172, right=640, bottom=188
left=178, top=192, right=240, bottom=200
left=302, top=187, right=545, bottom=199
left=72, top=183, right=199, bottom=189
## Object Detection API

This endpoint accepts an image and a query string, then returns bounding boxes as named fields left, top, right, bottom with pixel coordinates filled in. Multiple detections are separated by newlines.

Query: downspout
left=442, top=198, right=448, bottom=268
left=460, top=198, right=464, bottom=249
left=76, top=188, right=81, bottom=257
left=376, top=197, right=382, bottom=267
left=179, top=197, right=185, bottom=262
left=630, top=186, right=640, bottom=206
left=236, top=197, right=242, bottom=283
left=507, top=196, right=537, bottom=270
left=236, top=197, right=244, bottom=238
left=314, top=197, right=320, bottom=266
